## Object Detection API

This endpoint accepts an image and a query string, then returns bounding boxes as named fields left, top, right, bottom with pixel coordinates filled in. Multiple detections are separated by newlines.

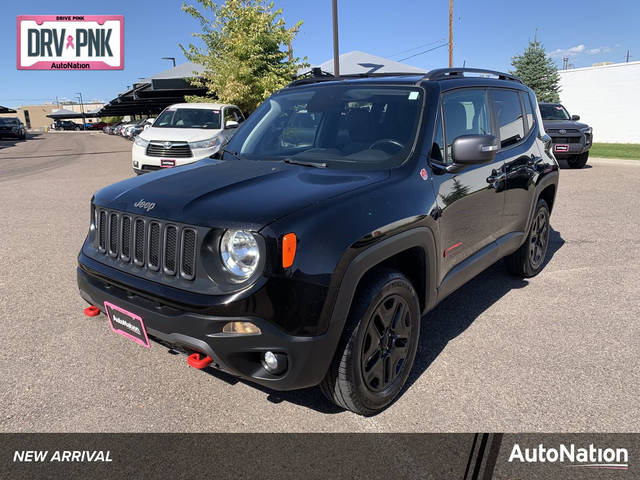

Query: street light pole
left=75, top=92, right=85, bottom=130
left=449, top=0, right=453, bottom=68
left=161, top=57, right=176, bottom=67
left=332, top=0, right=340, bottom=76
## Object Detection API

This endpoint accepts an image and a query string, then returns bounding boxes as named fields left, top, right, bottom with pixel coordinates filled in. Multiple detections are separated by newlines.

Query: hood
left=93, top=159, right=389, bottom=229
left=542, top=119, right=589, bottom=130
left=139, top=127, right=222, bottom=143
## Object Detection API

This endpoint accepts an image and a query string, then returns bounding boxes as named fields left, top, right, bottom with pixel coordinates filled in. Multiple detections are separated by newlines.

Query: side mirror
left=225, top=120, right=239, bottom=129
left=571, top=114, right=580, bottom=121
left=451, top=134, right=499, bottom=166
left=143, top=124, right=151, bottom=130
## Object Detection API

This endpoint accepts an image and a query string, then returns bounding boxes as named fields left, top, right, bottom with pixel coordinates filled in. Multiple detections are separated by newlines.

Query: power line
left=387, top=39, right=447, bottom=59
left=398, top=43, right=448, bottom=62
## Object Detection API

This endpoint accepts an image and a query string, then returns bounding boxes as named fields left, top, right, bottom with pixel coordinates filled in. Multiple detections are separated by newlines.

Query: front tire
left=320, top=269, right=420, bottom=415
left=567, top=151, right=589, bottom=169
left=505, top=199, right=551, bottom=277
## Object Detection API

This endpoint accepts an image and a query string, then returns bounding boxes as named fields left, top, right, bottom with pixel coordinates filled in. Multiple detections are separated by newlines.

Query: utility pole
left=288, top=28, right=300, bottom=62
left=448, top=0, right=453, bottom=67
left=626, top=50, right=630, bottom=62
left=332, top=0, right=340, bottom=76
left=563, top=57, right=568, bottom=70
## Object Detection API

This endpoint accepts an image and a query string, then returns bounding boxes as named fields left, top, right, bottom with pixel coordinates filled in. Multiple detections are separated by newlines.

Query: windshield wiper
left=221, top=149, right=242, bottom=161
left=283, top=158, right=327, bottom=169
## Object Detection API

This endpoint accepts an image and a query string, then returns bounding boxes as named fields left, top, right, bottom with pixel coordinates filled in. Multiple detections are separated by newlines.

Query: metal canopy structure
left=98, top=62, right=207, bottom=117
left=0, top=105, right=17, bottom=114
left=297, top=50, right=427, bottom=77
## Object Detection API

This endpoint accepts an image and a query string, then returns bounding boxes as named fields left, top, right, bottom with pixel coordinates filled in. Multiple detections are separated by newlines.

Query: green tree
left=510, top=37, right=561, bottom=102
left=101, top=116, right=123, bottom=124
left=180, top=0, right=306, bottom=113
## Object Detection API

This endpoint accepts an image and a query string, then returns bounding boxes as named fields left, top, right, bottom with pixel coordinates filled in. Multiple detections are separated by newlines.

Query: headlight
left=581, top=127, right=592, bottom=135
left=190, top=136, right=220, bottom=149
left=220, top=229, right=260, bottom=280
left=134, top=136, right=149, bottom=148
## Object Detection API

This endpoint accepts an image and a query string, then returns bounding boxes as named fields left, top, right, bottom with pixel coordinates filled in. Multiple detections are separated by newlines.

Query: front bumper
left=77, top=262, right=335, bottom=391
left=132, top=144, right=216, bottom=173
left=550, top=132, right=591, bottom=157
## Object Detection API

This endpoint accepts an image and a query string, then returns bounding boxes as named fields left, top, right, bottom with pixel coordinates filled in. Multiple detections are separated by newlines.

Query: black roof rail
left=287, top=70, right=428, bottom=87
left=424, top=68, right=522, bottom=83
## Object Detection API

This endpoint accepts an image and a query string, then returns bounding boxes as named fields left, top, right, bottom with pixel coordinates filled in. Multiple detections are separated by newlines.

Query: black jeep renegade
left=77, top=68, right=559, bottom=415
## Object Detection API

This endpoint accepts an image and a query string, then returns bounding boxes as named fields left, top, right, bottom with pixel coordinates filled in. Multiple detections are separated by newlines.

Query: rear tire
left=320, top=268, right=420, bottom=416
left=505, top=199, right=551, bottom=277
left=567, top=151, right=589, bottom=169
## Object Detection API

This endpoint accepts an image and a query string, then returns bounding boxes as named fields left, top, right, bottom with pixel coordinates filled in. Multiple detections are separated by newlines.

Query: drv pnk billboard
left=17, top=15, right=124, bottom=70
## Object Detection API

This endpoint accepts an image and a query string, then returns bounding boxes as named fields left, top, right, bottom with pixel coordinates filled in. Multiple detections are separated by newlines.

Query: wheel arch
left=322, top=227, right=438, bottom=368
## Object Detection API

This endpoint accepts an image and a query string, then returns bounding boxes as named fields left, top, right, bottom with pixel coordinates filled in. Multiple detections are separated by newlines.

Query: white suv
left=132, top=103, right=244, bottom=174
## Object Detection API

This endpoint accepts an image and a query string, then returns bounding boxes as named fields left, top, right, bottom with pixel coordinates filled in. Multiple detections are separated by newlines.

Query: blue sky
left=0, top=0, right=637, bottom=108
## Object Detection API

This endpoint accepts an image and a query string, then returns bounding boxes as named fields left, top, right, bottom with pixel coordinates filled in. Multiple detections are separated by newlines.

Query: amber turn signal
left=222, top=321, right=261, bottom=335
left=282, top=233, right=297, bottom=268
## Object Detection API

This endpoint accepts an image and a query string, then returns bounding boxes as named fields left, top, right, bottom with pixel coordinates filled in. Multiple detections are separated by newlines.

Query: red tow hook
left=84, top=305, right=100, bottom=317
left=187, top=353, right=213, bottom=369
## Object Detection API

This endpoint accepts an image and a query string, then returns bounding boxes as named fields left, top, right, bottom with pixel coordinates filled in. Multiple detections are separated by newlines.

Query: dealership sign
left=17, top=15, right=123, bottom=70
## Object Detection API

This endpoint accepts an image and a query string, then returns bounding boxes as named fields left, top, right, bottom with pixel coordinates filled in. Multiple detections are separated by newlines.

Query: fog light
left=133, top=161, right=139, bottom=168
left=222, top=321, right=261, bottom=335
left=262, top=351, right=287, bottom=375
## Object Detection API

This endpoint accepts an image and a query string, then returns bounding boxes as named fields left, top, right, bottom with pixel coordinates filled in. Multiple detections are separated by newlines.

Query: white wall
left=558, top=61, right=640, bottom=143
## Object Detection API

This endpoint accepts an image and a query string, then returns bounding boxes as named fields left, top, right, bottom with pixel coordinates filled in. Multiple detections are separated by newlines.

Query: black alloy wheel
left=360, top=294, right=412, bottom=393
left=528, top=208, right=550, bottom=270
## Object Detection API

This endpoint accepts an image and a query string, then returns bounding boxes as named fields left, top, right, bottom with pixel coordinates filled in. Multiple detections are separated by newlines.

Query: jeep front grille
left=146, top=141, right=192, bottom=158
left=95, top=208, right=197, bottom=280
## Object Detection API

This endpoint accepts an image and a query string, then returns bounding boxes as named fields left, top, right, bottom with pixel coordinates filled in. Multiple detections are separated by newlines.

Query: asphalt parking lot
left=1, top=132, right=639, bottom=432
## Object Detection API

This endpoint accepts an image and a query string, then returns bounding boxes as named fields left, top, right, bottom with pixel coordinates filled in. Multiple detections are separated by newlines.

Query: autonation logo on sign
left=17, top=15, right=123, bottom=70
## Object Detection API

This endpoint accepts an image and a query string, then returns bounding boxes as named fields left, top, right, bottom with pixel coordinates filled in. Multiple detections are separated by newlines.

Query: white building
left=558, top=61, right=640, bottom=143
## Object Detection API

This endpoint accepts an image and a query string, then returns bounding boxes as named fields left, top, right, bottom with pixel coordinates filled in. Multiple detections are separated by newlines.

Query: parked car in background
left=0, top=117, right=27, bottom=140
left=539, top=102, right=592, bottom=169
left=53, top=120, right=83, bottom=131
left=127, top=118, right=155, bottom=140
left=131, top=103, right=244, bottom=174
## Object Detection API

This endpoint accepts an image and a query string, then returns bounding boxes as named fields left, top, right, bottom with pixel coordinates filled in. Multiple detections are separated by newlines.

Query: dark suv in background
left=78, top=68, right=559, bottom=415
left=539, top=102, right=592, bottom=168
left=0, top=117, right=27, bottom=140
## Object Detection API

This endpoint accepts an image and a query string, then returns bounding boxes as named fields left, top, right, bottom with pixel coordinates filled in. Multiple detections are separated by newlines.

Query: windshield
left=223, top=85, right=424, bottom=170
left=154, top=108, right=221, bottom=129
left=0, top=118, right=20, bottom=125
left=539, top=104, right=570, bottom=120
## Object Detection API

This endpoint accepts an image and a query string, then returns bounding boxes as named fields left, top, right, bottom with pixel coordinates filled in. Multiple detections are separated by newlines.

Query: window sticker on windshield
left=408, top=91, right=419, bottom=100
left=555, top=106, right=563, bottom=110
left=212, top=110, right=220, bottom=113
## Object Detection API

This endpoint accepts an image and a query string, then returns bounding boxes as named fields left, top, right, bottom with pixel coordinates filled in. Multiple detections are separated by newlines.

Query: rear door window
left=491, top=89, right=525, bottom=148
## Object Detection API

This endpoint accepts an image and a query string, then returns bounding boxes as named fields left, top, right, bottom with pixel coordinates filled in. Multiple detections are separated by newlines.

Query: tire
left=505, top=199, right=551, bottom=277
left=75, top=127, right=81, bottom=131
left=567, top=151, right=589, bottom=169
left=320, top=268, right=421, bottom=415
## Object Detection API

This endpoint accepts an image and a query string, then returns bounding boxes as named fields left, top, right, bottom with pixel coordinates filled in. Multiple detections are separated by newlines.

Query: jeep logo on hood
left=134, top=199, right=156, bottom=212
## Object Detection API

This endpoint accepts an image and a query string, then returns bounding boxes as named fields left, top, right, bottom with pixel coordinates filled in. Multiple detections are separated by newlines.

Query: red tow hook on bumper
left=84, top=305, right=100, bottom=317
left=187, top=353, right=213, bottom=369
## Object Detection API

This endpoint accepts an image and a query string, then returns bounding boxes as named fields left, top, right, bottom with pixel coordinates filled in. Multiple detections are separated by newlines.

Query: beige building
left=0, top=102, right=104, bottom=131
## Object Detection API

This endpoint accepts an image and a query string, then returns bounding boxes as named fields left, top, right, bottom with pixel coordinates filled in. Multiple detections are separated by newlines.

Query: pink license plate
left=104, top=301, right=150, bottom=348
left=554, top=144, right=569, bottom=153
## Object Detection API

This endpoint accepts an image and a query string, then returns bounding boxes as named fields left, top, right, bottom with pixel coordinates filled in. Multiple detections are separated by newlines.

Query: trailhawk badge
left=134, top=199, right=156, bottom=212
left=17, top=15, right=124, bottom=70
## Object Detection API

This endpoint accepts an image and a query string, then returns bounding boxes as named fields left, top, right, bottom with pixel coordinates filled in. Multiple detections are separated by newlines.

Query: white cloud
left=549, top=44, right=586, bottom=58
left=588, top=46, right=611, bottom=54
